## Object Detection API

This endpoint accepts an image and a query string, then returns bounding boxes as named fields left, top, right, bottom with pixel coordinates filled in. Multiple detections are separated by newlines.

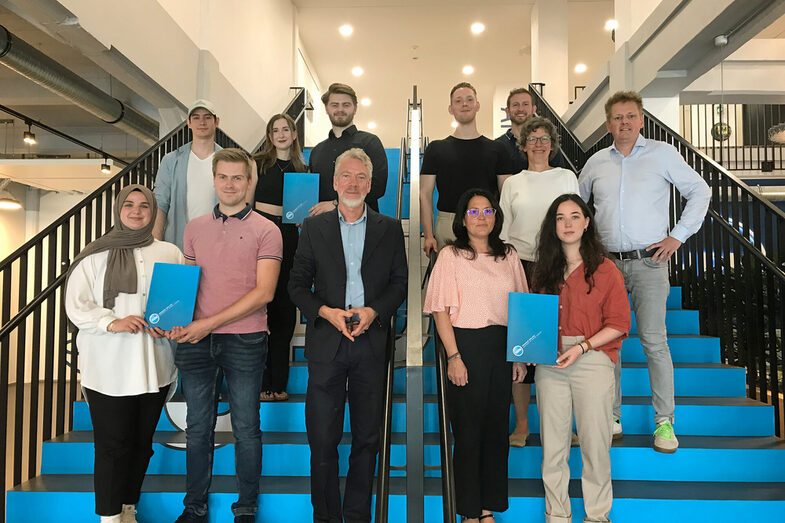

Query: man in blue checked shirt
left=578, top=90, right=711, bottom=454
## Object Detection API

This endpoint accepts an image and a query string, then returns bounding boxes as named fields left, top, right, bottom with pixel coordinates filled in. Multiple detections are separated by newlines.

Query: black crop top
left=255, top=158, right=293, bottom=206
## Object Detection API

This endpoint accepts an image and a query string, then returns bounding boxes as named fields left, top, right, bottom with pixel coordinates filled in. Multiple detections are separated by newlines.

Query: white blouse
left=499, top=167, right=580, bottom=261
left=65, top=240, right=184, bottom=397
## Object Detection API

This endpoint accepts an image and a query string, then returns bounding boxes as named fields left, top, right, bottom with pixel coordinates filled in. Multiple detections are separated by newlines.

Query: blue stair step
left=621, top=335, right=719, bottom=363
left=630, top=309, right=698, bottom=334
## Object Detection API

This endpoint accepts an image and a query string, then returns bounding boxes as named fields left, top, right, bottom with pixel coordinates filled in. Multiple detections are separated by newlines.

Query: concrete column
left=531, top=0, right=569, bottom=115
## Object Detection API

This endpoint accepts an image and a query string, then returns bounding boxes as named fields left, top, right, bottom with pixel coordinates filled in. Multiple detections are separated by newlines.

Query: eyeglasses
left=466, top=208, right=496, bottom=218
left=525, top=135, right=551, bottom=144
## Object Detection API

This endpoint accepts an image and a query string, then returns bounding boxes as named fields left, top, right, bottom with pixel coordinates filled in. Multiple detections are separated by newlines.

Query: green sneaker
left=653, top=421, right=678, bottom=453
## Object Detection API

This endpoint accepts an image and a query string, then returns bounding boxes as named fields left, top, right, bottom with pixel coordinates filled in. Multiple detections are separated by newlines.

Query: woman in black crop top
left=253, top=113, right=306, bottom=401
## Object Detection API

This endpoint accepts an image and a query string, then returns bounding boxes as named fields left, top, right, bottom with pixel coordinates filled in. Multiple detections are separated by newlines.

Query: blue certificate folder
left=507, top=292, right=559, bottom=365
left=283, top=172, right=319, bottom=224
left=144, top=263, right=201, bottom=331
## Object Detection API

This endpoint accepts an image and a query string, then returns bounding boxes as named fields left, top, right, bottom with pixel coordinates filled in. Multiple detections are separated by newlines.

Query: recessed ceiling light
left=368, top=122, right=377, bottom=129
left=462, top=65, right=474, bottom=75
left=361, top=98, right=371, bottom=106
left=471, top=22, right=485, bottom=35
left=339, top=24, right=353, bottom=37
left=352, top=66, right=364, bottom=77
left=574, top=63, right=587, bottom=73
left=451, top=121, right=458, bottom=129
left=605, top=19, right=618, bottom=31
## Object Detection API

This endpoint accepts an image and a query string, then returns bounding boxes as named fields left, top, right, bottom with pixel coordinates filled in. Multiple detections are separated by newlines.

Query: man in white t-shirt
left=154, top=100, right=241, bottom=249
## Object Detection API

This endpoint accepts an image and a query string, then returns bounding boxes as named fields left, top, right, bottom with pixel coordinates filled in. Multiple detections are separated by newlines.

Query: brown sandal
left=272, top=391, right=289, bottom=401
left=260, top=391, right=275, bottom=402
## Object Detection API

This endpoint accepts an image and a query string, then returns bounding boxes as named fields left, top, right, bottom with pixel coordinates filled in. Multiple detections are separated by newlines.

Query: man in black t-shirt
left=495, top=87, right=571, bottom=173
left=419, top=82, right=514, bottom=255
left=308, top=83, right=388, bottom=214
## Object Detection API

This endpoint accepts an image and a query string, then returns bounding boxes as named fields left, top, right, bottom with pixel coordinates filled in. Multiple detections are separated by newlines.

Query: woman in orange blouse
left=424, top=188, right=528, bottom=523
left=531, top=193, right=631, bottom=523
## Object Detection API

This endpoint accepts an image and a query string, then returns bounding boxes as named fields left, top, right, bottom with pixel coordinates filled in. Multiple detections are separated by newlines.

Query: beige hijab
left=66, top=184, right=157, bottom=309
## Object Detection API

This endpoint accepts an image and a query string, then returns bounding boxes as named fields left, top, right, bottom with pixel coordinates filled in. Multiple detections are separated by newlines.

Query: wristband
left=579, top=342, right=587, bottom=354
left=447, top=353, right=461, bottom=362
left=584, top=339, right=593, bottom=352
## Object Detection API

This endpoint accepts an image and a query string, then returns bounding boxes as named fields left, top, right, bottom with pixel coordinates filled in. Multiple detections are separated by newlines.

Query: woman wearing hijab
left=65, top=184, right=184, bottom=523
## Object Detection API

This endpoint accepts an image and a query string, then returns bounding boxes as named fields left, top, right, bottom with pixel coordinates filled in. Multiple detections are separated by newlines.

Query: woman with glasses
left=64, top=185, right=184, bottom=523
left=499, top=116, right=579, bottom=447
left=252, top=113, right=306, bottom=402
left=424, top=188, right=528, bottom=523
left=533, top=193, right=630, bottom=523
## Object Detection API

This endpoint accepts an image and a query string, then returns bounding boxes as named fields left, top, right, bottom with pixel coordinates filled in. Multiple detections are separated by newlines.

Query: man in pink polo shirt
left=170, top=148, right=282, bottom=523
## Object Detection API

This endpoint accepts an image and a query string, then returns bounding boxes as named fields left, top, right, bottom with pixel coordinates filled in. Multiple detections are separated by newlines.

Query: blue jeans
left=175, top=331, right=268, bottom=517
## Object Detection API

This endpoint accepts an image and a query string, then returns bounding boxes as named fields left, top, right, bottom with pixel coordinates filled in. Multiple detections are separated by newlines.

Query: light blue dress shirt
left=578, top=135, right=711, bottom=252
left=339, top=206, right=367, bottom=308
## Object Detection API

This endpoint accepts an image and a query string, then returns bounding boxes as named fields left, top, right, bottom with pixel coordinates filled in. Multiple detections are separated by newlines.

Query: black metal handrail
left=374, top=318, right=396, bottom=523
left=250, top=87, right=307, bottom=154
left=529, top=84, right=785, bottom=437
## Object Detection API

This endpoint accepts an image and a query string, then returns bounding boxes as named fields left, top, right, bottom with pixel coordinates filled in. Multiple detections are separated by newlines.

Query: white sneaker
left=653, top=421, right=679, bottom=453
left=121, top=504, right=138, bottom=523
left=100, top=515, right=122, bottom=523
left=612, top=418, right=623, bottom=440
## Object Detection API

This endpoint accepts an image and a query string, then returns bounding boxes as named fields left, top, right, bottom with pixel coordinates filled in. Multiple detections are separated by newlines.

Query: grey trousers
left=434, top=211, right=456, bottom=251
left=612, top=257, right=674, bottom=425
left=537, top=336, right=615, bottom=522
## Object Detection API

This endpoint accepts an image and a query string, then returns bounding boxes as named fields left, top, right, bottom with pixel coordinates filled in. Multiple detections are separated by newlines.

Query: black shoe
left=234, top=515, right=255, bottom=523
left=174, top=509, right=208, bottom=523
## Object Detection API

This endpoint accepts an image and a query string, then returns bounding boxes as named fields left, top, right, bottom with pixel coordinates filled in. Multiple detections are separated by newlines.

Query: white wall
left=0, top=183, right=27, bottom=260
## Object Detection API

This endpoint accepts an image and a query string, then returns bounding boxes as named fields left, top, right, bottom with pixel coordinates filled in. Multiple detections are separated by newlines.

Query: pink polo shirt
left=183, top=205, right=283, bottom=334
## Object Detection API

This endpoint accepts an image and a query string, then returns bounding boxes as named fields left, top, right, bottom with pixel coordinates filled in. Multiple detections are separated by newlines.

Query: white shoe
left=612, top=418, right=623, bottom=440
left=121, top=504, right=138, bottom=523
left=100, top=515, right=122, bottom=523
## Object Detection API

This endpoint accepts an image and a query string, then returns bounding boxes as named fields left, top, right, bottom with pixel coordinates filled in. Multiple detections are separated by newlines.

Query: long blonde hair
left=252, top=113, right=306, bottom=173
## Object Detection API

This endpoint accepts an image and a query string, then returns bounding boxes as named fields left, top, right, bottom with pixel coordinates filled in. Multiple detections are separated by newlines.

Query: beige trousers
left=434, top=211, right=456, bottom=251
left=536, top=335, right=615, bottom=523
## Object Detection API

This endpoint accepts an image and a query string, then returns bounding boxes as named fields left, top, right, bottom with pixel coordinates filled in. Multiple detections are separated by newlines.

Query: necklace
left=274, top=158, right=292, bottom=177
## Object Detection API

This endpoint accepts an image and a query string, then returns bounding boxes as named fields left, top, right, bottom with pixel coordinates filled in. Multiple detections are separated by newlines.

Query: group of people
left=65, top=84, right=402, bottom=523
left=422, top=85, right=710, bottom=523
left=64, top=80, right=711, bottom=523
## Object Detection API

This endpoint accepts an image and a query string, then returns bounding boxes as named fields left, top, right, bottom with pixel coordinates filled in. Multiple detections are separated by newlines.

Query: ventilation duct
left=0, top=25, right=159, bottom=145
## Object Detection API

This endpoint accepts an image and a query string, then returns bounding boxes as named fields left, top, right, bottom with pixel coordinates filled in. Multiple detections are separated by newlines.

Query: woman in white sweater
left=65, top=184, right=184, bottom=523
left=499, top=116, right=579, bottom=447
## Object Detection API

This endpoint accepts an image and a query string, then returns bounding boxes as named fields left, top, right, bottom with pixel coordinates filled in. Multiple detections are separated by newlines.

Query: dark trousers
left=84, top=384, right=170, bottom=516
left=305, top=334, right=386, bottom=523
left=176, top=332, right=268, bottom=517
left=262, top=220, right=299, bottom=393
left=448, top=326, right=512, bottom=518
left=520, top=259, right=536, bottom=384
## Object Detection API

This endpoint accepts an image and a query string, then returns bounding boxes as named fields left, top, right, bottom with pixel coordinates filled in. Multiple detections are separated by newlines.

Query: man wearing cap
left=154, top=100, right=247, bottom=249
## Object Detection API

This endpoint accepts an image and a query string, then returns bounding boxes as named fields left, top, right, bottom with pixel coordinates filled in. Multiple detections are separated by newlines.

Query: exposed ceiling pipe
left=0, top=24, right=159, bottom=145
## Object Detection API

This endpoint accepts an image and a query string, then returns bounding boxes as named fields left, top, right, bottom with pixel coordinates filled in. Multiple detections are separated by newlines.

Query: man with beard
left=289, top=148, right=407, bottom=523
left=495, top=87, right=571, bottom=173
left=420, top=82, right=514, bottom=254
left=308, top=83, right=388, bottom=214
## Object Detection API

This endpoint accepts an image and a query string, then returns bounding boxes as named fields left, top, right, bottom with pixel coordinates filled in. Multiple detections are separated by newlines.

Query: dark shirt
left=255, top=158, right=293, bottom=206
left=421, top=135, right=513, bottom=213
left=495, top=128, right=571, bottom=173
left=308, top=125, right=388, bottom=212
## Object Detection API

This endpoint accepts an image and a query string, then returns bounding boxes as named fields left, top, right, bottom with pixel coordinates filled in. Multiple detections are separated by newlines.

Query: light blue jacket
left=153, top=142, right=222, bottom=250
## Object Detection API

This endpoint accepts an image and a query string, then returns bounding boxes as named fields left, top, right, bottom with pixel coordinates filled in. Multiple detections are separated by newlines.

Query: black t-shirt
left=421, top=135, right=513, bottom=212
left=254, top=158, right=293, bottom=206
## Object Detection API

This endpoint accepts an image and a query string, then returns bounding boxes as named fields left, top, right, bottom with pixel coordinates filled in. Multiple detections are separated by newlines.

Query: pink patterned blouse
left=423, top=246, right=528, bottom=328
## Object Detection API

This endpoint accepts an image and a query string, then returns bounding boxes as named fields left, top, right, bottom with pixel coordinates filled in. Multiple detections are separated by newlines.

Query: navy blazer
left=288, top=207, right=407, bottom=362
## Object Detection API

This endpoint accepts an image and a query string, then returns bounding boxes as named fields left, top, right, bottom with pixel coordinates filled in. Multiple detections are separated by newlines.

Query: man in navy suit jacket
left=289, top=148, right=407, bottom=523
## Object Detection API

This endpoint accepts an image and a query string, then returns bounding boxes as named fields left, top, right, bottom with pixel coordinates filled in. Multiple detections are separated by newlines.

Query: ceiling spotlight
left=451, top=121, right=458, bottom=129
left=462, top=65, right=474, bottom=75
left=100, top=159, right=112, bottom=174
left=605, top=19, right=618, bottom=31
left=361, top=98, right=371, bottom=106
left=471, top=22, right=485, bottom=35
left=23, top=123, right=36, bottom=145
left=368, top=122, right=377, bottom=130
left=0, top=194, right=22, bottom=210
left=574, top=63, right=587, bottom=73
left=339, top=24, right=353, bottom=37
left=352, top=66, right=364, bottom=77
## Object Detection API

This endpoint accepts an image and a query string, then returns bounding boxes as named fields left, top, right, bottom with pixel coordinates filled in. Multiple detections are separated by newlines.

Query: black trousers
left=520, top=259, right=536, bottom=385
left=262, top=216, right=299, bottom=393
left=84, top=385, right=170, bottom=516
left=448, top=326, right=512, bottom=518
left=305, top=334, right=386, bottom=523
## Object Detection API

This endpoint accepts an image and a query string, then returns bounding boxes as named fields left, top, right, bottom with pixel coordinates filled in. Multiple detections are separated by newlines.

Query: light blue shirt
left=578, top=135, right=711, bottom=252
left=339, top=206, right=367, bottom=308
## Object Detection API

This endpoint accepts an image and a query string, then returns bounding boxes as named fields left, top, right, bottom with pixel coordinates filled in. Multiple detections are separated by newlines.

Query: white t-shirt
left=186, top=151, right=216, bottom=221
left=499, top=167, right=580, bottom=261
